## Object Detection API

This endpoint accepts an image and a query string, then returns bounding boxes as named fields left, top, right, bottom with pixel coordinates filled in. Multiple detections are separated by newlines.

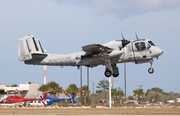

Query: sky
left=0, top=0, right=180, bottom=96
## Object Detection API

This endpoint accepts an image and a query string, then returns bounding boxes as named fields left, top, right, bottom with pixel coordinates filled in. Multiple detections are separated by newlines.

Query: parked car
left=141, top=102, right=150, bottom=106
left=167, top=100, right=175, bottom=104
left=124, top=100, right=138, bottom=105
left=155, top=102, right=164, bottom=105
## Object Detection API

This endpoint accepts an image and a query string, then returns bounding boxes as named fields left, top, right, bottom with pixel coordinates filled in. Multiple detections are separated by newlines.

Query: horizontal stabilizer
left=32, top=53, right=47, bottom=58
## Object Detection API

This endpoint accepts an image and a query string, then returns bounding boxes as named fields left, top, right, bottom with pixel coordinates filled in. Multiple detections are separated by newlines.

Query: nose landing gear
left=148, top=60, right=154, bottom=74
left=148, top=67, right=154, bottom=74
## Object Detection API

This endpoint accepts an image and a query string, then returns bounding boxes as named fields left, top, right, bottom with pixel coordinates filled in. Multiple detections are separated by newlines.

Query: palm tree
left=66, top=84, right=79, bottom=97
left=111, top=87, right=124, bottom=104
left=133, top=89, right=144, bottom=103
left=38, top=81, right=63, bottom=97
left=81, top=85, right=90, bottom=105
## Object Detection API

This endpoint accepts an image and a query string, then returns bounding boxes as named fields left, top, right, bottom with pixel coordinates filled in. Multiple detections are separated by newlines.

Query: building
left=0, top=82, right=43, bottom=98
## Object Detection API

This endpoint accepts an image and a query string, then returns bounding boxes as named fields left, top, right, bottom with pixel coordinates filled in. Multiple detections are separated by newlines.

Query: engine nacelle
left=104, top=40, right=130, bottom=50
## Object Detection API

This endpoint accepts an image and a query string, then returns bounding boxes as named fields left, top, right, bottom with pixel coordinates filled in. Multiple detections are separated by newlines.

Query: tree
left=111, top=87, right=124, bottom=104
left=127, top=95, right=134, bottom=100
left=133, top=89, right=145, bottom=103
left=96, top=79, right=109, bottom=93
left=38, top=81, right=63, bottom=97
left=144, top=87, right=180, bottom=103
left=11, top=84, right=17, bottom=87
left=66, top=84, right=79, bottom=95
left=81, top=85, right=90, bottom=105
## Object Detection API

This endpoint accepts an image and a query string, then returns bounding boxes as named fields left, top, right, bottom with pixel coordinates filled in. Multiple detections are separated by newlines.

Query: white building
left=0, top=82, right=43, bottom=98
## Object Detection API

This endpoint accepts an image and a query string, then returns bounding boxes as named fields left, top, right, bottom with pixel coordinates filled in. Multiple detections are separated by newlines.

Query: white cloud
left=52, top=0, right=180, bottom=18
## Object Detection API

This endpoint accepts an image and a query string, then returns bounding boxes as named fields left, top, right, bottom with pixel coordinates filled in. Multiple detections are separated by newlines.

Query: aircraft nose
left=161, top=50, right=163, bottom=55
left=157, top=48, right=163, bottom=56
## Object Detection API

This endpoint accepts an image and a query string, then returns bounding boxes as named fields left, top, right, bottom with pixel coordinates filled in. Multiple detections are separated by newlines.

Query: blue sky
left=0, top=0, right=180, bottom=96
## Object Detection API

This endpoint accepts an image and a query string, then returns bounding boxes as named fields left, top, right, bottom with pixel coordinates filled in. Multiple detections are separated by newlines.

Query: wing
left=82, top=44, right=113, bottom=58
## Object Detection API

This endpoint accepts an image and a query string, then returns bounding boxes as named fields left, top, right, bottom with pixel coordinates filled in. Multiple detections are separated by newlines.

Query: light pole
left=43, top=49, right=47, bottom=84
left=80, top=66, right=82, bottom=105
left=124, top=63, right=126, bottom=101
left=44, top=65, right=47, bottom=84
left=109, top=76, right=112, bottom=108
left=87, top=67, right=89, bottom=105
left=92, top=82, right=94, bottom=105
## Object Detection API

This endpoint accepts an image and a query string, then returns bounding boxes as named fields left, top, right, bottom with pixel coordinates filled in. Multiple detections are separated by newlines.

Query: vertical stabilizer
left=71, top=92, right=76, bottom=104
left=18, top=35, right=44, bottom=61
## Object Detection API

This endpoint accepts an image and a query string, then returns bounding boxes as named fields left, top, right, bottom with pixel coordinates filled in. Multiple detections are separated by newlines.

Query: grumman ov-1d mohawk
left=18, top=33, right=163, bottom=78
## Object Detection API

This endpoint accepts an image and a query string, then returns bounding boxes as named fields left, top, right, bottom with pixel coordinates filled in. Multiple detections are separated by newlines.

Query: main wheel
left=104, top=70, right=112, bottom=77
left=112, top=74, right=119, bottom=77
left=148, top=68, right=154, bottom=74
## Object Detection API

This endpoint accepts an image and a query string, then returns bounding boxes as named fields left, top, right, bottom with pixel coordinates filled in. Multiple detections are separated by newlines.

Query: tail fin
left=18, top=35, right=45, bottom=61
left=71, top=92, right=76, bottom=104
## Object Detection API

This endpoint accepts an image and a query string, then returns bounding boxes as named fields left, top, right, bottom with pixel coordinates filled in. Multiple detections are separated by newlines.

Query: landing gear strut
left=104, top=58, right=119, bottom=77
left=148, top=60, right=154, bottom=74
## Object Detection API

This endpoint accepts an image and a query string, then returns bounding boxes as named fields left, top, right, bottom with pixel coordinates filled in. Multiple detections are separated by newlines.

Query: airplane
left=0, top=93, right=47, bottom=107
left=28, top=92, right=76, bottom=107
left=18, top=33, right=163, bottom=77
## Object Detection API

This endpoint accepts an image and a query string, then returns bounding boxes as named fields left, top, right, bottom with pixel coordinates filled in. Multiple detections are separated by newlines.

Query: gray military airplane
left=18, top=34, right=163, bottom=77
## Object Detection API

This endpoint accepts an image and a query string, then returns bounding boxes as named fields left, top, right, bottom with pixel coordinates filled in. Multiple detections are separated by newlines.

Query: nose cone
left=156, top=47, right=163, bottom=57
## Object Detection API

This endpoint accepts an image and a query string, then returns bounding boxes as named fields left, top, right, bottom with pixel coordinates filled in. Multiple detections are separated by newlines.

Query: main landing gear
left=148, top=60, right=154, bottom=74
left=104, top=70, right=112, bottom=77
left=105, top=68, right=119, bottom=77
left=104, top=58, right=119, bottom=78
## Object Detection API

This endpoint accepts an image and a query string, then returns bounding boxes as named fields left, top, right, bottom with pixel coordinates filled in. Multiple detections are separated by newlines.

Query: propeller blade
left=120, top=32, right=125, bottom=40
left=135, top=32, right=139, bottom=40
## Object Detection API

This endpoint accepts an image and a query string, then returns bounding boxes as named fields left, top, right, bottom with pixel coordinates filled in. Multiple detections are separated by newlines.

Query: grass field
left=0, top=108, right=180, bottom=115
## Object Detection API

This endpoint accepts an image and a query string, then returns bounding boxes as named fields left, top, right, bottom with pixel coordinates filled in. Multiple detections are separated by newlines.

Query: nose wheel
left=148, top=68, right=154, bottom=74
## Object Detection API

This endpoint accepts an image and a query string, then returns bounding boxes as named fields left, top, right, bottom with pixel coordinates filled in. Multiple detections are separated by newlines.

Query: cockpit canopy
left=133, top=39, right=155, bottom=51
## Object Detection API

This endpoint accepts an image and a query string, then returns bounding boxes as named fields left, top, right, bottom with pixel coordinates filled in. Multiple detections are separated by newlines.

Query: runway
left=0, top=107, right=180, bottom=115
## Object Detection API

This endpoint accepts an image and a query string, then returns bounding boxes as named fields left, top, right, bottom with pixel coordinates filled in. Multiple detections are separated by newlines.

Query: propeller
left=120, top=32, right=130, bottom=47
